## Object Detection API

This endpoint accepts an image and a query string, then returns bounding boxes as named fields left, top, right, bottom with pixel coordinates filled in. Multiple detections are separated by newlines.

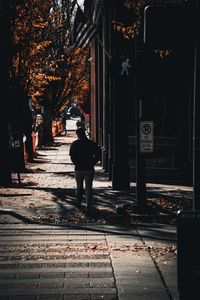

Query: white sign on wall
left=140, top=121, right=154, bottom=153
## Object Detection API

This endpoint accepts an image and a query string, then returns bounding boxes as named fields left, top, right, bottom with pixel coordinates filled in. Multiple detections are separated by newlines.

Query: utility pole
left=193, top=0, right=200, bottom=210
left=135, top=106, right=146, bottom=209
left=135, top=47, right=146, bottom=209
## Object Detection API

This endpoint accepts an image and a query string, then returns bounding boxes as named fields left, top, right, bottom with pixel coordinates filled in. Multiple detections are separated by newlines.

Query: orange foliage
left=112, top=0, right=186, bottom=57
left=114, top=0, right=187, bottom=39
left=12, top=0, right=90, bottom=115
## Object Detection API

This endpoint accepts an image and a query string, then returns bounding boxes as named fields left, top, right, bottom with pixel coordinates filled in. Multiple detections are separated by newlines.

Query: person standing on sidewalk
left=69, top=127, right=101, bottom=213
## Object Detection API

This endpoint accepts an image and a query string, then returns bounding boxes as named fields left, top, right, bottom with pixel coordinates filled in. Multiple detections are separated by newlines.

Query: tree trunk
left=0, top=122, right=12, bottom=186
left=42, top=106, right=54, bottom=146
left=0, top=1, right=13, bottom=185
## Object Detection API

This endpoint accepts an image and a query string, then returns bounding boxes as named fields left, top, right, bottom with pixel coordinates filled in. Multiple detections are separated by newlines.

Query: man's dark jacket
left=69, top=137, right=101, bottom=170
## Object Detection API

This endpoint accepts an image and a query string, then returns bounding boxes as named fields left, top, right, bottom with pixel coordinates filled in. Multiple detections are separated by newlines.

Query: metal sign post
left=193, top=28, right=200, bottom=210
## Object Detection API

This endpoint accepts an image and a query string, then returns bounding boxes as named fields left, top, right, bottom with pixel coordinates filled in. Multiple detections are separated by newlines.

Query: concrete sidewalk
left=0, top=222, right=177, bottom=300
left=0, top=126, right=180, bottom=299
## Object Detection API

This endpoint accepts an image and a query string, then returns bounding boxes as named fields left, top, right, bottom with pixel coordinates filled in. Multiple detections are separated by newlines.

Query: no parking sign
left=140, top=121, right=154, bottom=153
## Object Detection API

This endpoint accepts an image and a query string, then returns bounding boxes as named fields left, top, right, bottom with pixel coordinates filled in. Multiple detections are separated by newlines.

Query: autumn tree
left=13, top=0, right=89, bottom=146
left=0, top=0, right=90, bottom=185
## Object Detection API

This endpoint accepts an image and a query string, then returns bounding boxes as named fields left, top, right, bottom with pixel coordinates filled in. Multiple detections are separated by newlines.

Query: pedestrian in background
left=69, top=127, right=101, bottom=213
left=61, top=113, right=67, bottom=135
left=34, top=114, right=44, bottom=149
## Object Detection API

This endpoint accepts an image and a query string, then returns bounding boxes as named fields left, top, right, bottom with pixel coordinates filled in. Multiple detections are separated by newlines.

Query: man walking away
left=69, top=127, right=101, bottom=213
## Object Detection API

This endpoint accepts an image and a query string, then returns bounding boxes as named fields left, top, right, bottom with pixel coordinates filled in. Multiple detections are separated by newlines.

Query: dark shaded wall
left=90, top=0, right=194, bottom=186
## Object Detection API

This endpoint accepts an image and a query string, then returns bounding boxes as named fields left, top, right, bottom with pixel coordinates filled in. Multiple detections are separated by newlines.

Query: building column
left=90, top=40, right=97, bottom=141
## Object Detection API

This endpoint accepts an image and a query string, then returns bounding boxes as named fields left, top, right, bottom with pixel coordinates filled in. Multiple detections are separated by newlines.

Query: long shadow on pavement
left=0, top=185, right=177, bottom=242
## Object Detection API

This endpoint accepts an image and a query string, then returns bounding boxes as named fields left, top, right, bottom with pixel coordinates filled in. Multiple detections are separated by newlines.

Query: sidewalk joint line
left=135, top=226, right=174, bottom=300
